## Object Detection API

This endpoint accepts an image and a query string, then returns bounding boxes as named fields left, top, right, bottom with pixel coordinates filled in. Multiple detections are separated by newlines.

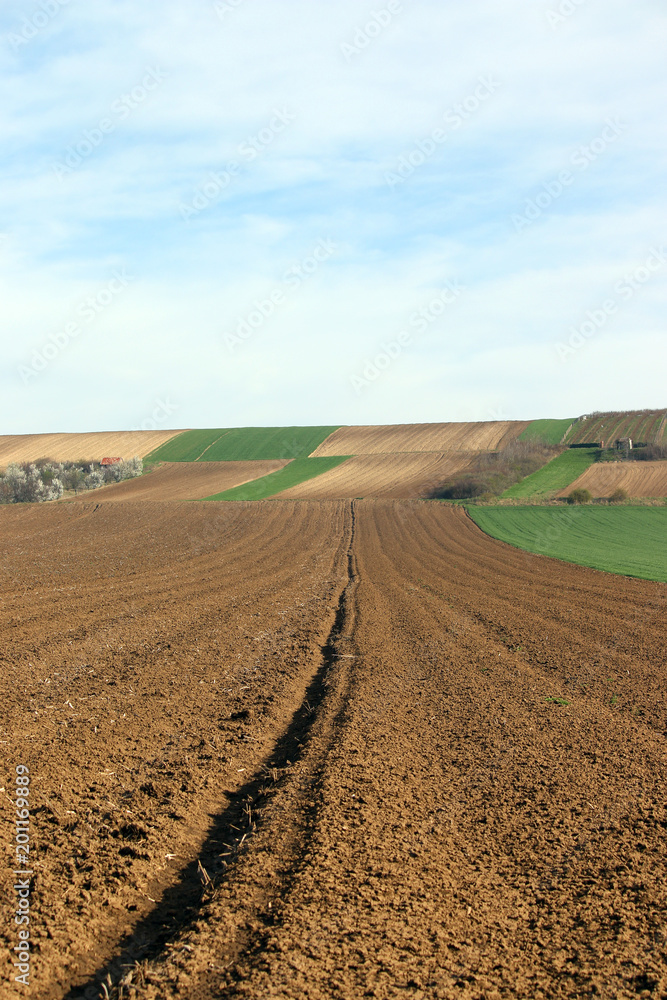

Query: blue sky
left=1, top=0, right=666, bottom=433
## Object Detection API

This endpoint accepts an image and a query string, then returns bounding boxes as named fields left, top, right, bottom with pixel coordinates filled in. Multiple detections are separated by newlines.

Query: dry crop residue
left=310, top=421, right=529, bottom=456
left=67, top=461, right=291, bottom=502
left=1, top=500, right=666, bottom=999
left=276, top=452, right=473, bottom=499
left=558, top=459, right=667, bottom=498
left=0, top=431, right=184, bottom=467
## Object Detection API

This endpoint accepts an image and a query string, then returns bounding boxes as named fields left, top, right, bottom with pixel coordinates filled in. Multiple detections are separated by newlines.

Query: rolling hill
left=565, top=409, right=667, bottom=446
left=0, top=430, right=182, bottom=468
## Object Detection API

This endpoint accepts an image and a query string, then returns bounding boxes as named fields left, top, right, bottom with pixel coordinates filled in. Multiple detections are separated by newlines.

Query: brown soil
left=276, top=453, right=472, bottom=499
left=0, top=431, right=184, bottom=468
left=67, top=462, right=290, bottom=502
left=1, top=500, right=666, bottom=1000
left=310, top=422, right=529, bottom=456
left=558, top=460, right=667, bottom=498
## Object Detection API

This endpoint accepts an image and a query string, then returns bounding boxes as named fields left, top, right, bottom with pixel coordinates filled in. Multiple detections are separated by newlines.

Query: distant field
left=519, top=419, right=573, bottom=445
left=203, top=457, right=349, bottom=501
left=566, top=409, right=667, bottom=446
left=502, top=448, right=598, bottom=499
left=277, top=452, right=473, bottom=499
left=558, top=460, right=667, bottom=499
left=144, top=430, right=225, bottom=463
left=311, top=421, right=529, bottom=456
left=467, top=506, right=667, bottom=582
left=202, top=426, right=340, bottom=461
left=0, top=430, right=182, bottom=468
left=146, top=427, right=340, bottom=464
left=68, top=461, right=290, bottom=502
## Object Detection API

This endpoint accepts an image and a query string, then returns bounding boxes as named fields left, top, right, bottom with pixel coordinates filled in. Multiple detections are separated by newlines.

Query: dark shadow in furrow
left=214, top=504, right=360, bottom=996
left=63, top=501, right=358, bottom=1000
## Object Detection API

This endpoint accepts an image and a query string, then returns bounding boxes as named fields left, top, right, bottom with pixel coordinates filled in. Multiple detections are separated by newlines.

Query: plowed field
left=276, top=453, right=472, bottom=499
left=311, top=421, right=529, bottom=456
left=68, top=461, right=290, bottom=502
left=0, top=431, right=183, bottom=468
left=1, top=500, right=666, bottom=1000
left=557, top=460, right=667, bottom=498
left=566, top=410, right=667, bottom=446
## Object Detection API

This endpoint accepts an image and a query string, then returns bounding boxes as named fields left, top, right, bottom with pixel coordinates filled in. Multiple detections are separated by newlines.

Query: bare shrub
left=630, top=444, right=667, bottom=462
left=567, top=488, right=592, bottom=504
left=424, top=442, right=561, bottom=500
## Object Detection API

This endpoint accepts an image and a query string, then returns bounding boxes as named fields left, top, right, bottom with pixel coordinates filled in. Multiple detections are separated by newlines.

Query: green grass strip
left=519, top=418, right=574, bottom=445
left=502, top=447, right=598, bottom=499
left=144, top=429, right=227, bottom=464
left=201, top=457, right=349, bottom=501
left=467, top=506, right=667, bottom=582
left=145, top=426, right=341, bottom=463
left=200, top=426, right=340, bottom=461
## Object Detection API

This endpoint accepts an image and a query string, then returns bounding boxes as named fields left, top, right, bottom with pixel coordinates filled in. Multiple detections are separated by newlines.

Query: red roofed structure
left=100, top=457, right=122, bottom=466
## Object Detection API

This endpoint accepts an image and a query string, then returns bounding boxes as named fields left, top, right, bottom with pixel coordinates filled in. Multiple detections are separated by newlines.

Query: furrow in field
left=310, top=421, right=529, bottom=456
left=0, top=430, right=183, bottom=467
left=557, top=459, right=667, bottom=497
left=64, top=503, right=360, bottom=1000
left=0, top=500, right=351, bottom=999
left=167, top=501, right=667, bottom=1000
left=65, top=461, right=291, bottom=502
left=568, top=410, right=667, bottom=446
left=2, top=501, right=667, bottom=999
left=275, top=452, right=473, bottom=499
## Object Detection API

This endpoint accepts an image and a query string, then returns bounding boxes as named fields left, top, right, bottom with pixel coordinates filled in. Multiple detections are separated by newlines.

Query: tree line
left=0, top=457, right=143, bottom=503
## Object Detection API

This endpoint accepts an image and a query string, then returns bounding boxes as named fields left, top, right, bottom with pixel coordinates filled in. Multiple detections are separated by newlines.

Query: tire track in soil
left=66, top=502, right=360, bottom=1000
left=6, top=499, right=667, bottom=999
left=0, top=500, right=350, bottom=998
left=222, top=500, right=667, bottom=1000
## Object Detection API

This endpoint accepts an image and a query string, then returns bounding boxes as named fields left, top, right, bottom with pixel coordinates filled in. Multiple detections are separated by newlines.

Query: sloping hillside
left=311, top=421, right=529, bottom=456
left=68, top=461, right=290, bottom=502
left=0, top=430, right=182, bottom=468
left=145, top=427, right=339, bottom=463
left=566, top=410, right=667, bottom=446
left=276, top=453, right=473, bottom=499
left=557, top=460, right=667, bottom=499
